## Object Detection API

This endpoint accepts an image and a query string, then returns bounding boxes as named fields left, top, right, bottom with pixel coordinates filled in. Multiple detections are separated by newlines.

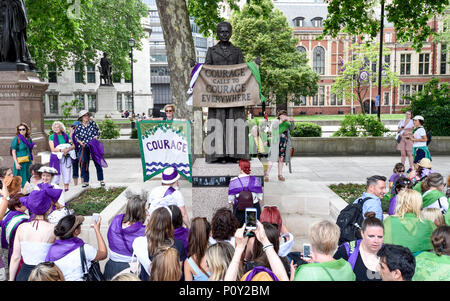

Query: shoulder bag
left=80, top=244, right=105, bottom=281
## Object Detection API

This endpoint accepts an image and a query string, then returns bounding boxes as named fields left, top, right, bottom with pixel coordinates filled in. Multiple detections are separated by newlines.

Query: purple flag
left=107, top=214, right=145, bottom=256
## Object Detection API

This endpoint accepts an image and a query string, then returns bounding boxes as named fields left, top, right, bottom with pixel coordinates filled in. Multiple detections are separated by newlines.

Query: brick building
left=251, top=0, right=450, bottom=116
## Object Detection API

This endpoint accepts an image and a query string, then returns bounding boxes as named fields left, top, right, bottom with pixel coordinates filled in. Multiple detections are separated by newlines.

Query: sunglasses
left=165, top=110, right=173, bottom=113
left=18, top=128, right=26, bottom=131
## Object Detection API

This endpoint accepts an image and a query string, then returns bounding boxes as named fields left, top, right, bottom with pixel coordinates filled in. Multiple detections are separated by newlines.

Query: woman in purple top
left=103, top=194, right=146, bottom=280
left=388, top=177, right=413, bottom=216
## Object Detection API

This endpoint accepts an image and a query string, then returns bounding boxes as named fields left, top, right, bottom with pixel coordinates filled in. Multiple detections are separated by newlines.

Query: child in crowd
left=389, top=163, right=405, bottom=194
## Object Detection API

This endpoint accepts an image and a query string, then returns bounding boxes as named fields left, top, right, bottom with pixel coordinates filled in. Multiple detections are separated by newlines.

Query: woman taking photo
left=49, top=121, right=75, bottom=192
left=395, top=110, right=414, bottom=172
left=264, top=110, right=294, bottom=182
left=11, top=123, right=35, bottom=188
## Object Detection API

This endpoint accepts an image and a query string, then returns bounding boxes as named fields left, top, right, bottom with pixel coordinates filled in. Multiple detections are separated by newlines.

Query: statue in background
left=99, top=52, right=113, bottom=86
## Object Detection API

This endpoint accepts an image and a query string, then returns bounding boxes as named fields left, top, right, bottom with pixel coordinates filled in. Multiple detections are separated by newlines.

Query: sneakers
left=100, top=181, right=105, bottom=187
left=82, top=183, right=89, bottom=188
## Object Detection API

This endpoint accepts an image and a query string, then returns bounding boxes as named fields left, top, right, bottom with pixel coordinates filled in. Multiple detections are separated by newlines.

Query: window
left=313, top=46, right=325, bottom=75
left=400, top=54, right=411, bottom=75
left=75, top=62, right=84, bottom=83
left=151, top=66, right=169, bottom=77
left=411, top=84, right=424, bottom=95
left=49, top=95, right=58, bottom=114
left=88, top=94, right=97, bottom=112
left=311, top=17, right=323, bottom=27
left=87, top=65, right=96, bottom=83
left=384, top=92, right=390, bottom=105
left=441, top=44, right=447, bottom=75
left=384, top=55, right=390, bottom=68
left=117, top=93, right=123, bottom=112
left=125, top=94, right=133, bottom=110
left=313, top=86, right=325, bottom=106
left=195, top=37, right=207, bottom=49
left=150, top=54, right=167, bottom=62
left=418, top=53, right=430, bottom=75
left=293, top=17, right=304, bottom=27
left=296, top=46, right=306, bottom=53
left=330, top=94, right=336, bottom=105
left=73, top=93, right=85, bottom=112
left=399, top=85, right=411, bottom=105
left=385, top=33, right=392, bottom=43
left=48, top=63, right=57, bottom=83
left=299, top=95, right=306, bottom=106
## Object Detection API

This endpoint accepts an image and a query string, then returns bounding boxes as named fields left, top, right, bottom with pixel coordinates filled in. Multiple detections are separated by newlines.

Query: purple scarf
left=86, top=138, right=108, bottom=168
left=244, top=266, right=279, bottom=281
left=107, top=214, right=145, bottom=256
left=1, top=211, right=28, bottom=262
left=174, top=227, right=189, bottom=256
left=45, top=237, right=85, bottom=262
left=49, top=132, right=70, bottom=174
left=228, top=176, right=263, bottom=196
left=17, top=134, right=35, bottom=161
left=388, top=195, right=398, bottom=216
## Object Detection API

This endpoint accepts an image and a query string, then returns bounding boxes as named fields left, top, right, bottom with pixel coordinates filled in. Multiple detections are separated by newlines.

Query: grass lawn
left=329, top=183, right=390, bottom=213
left=66, top=187, right=126, bottom=216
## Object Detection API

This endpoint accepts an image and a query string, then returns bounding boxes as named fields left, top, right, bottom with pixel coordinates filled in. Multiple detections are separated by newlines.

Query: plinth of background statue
left=0, top=71, right=49, bottom=167
left=96, top=85, right=119, bottom=119
left=191, top=157, right=264, bottom=221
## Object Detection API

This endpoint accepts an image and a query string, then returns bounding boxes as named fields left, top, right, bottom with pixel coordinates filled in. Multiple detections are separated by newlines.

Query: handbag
left=80, top=244, right=105, bottom=281
left=17, top=155, right=30, bottom=164
left=395, top=134, right=402, bottom=144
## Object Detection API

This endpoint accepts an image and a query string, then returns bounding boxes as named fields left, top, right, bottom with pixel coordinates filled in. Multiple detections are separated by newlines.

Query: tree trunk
left=155, top=0, right=196, bottom=120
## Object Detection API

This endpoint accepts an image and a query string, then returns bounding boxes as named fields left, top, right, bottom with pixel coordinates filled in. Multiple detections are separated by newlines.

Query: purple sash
left=245, top=266, right=279, bottom=281
left=17, top=134, right=35, bottom=161
left=1, top=211, right=28, bottom=249
left=228, top=176, right=263, bottom=196
left=87, top=138, right=108, bottom=168
left=174, top=227, right=189, bottom=256
left=164, top=187, right=176, bottom=197
left=49, top=132, right=70, bottom=174
left=45, top=237, right=85, bottom=262
left=107, top=214, right=145, bottom=256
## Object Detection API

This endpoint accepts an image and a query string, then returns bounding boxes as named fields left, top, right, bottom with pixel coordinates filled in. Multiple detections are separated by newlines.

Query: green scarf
left=294, top=258, right=356, bottom=281
left=413, top=252, right=450, bottom=281
left=279, top=121, right=291, bottom=135
left=445, top=210, right=450, bottom=226
left=246, top=61, right=266, bottom=103
left=422, top=190, right=446, bottom=208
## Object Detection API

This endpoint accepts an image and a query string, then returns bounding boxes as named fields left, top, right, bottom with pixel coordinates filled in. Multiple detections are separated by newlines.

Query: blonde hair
left=395, top=189, right=423, bottom=219
left=206, top=242, right=236, bottom=281
left=111, top=273, right=141, bottom=281
left=28, top=262, right=65, bottom=281
left=421, top=208, right=445, bottom=227
left=149, top=247, right=181, bottom=281
left=308, top=220, right=340, bottom=256
left=51, top=121, right=66, bottom=133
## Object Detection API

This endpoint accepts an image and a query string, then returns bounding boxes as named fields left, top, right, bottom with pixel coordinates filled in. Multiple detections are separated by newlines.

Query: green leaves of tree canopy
left=230, top=0, right=319, bottom=105
left=321, top=0, right=448, bottom=51
left=26, top=0, right=148, bottom=78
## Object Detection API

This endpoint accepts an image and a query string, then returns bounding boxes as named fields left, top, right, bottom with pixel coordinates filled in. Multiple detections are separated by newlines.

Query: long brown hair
left=146, top=207, right=174, bottom=257
left=149, top=247, right=181, bottom=281
left=16, top=123, right=31, bottom=138
left=187, top=217, right=210, bottom=275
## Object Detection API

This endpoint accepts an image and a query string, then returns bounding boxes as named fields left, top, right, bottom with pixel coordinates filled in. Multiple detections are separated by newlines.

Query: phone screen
left=245, top=210, right=257, bottom=229
left=303, top=245, right=311, bottom=258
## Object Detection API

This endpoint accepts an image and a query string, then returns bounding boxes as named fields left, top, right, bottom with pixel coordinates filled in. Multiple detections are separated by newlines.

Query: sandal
left=278, top=175, right=285, bottom=181
left=100, top=182, right=105, bottom=187
left=264, top=176, right=269, bottom=182
left=82, top=183, right=89, bottom=188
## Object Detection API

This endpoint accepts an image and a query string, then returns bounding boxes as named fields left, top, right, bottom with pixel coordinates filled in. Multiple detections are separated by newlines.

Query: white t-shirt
left=397, top=119, right=414, bottom=136
left=132, top=236, right=151, bottom=276
left=54, top=244, right=97, bottom=281
left=413, top=127, right=427, bottom=147
left=147, top=186, right=185, bottom=216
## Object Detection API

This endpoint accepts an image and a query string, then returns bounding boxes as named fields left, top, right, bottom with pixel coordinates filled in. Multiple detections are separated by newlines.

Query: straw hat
left=163, top=104, right=176, bottom=112
left=161, top=166, right=180, bottom=185
left=418, top=158, right=432, bottom=169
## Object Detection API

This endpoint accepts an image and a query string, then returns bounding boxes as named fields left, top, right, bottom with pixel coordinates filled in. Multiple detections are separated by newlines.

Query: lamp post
left=377, top=0, right=385, bottom=121
left=129, top=38, right=135, bottom=116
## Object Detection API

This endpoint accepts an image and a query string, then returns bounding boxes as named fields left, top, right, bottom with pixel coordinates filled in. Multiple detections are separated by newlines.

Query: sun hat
left=163, top=104, right=176, bottom=112
left=418, top=158, right=432, bottom=169
left=161, top=166, right=180, bottom=185
left=60, top=215, right=85, bottom=239
left=78, top=110, right=92, bottom=121
left=413, top=115, right=424, bottom=121
left=20, top=185, right=63, bottom=215
left=38, top=166, right=58, bottom=175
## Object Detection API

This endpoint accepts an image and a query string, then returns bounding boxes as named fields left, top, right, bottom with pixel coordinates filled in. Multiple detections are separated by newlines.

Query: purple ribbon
left=244, top=266, right=279, bottom=281
left=163, top=167, right=179, bottom=182
left=45, top=237, right=85, bottom=262
left=49, top=132, right=70, bottom=174
left=17, top=134, right=35, bottom=161
left=107, top=214, right=145, bottom=256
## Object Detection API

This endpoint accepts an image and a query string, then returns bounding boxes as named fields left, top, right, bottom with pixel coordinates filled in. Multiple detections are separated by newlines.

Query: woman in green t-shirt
left=10, top=123, right=34, bottom=188
left=293, top=220, right=356, bottom=281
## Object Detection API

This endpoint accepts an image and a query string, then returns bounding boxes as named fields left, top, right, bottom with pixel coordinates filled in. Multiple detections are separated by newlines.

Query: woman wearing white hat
left=74, top=110, right=106, bottom=188
left=404, top=115, right=431, bottom=162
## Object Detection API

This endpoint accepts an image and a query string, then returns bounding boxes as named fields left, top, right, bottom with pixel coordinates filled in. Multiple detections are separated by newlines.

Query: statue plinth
left=0, top=70, right=49, bottom=167
left=191, top=157, right=264, bottom=221
left=96, top=85, right=119, bottom=119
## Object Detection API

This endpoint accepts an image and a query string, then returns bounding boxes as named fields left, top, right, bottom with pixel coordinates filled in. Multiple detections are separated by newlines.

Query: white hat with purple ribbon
left=161, top=166, right=180, bottom=184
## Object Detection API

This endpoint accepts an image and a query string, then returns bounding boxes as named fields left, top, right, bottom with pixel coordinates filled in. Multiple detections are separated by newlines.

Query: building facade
left=250, top=0, right=450, bottom=116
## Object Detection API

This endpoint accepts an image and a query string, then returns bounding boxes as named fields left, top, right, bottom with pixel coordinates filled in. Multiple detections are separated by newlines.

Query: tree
left=321, top=0, right=448, bottom=51
left=405, top=78, right=450, bottom=136
left=26, top=0, right=148, bottom=78
left=230, top=0, right=319, bottom=109
left=435, top=4, right=450, bottom=49
left=331, top=42, right=401, bottom=114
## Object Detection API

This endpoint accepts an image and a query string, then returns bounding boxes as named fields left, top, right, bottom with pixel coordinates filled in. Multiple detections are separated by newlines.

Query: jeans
left=79, top=146, right=104, bottom=183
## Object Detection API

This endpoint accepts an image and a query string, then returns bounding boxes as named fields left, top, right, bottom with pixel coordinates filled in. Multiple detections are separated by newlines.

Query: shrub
left=290, top=122, right=322, bottom=137
left=130, top=128, right=138, bottom=139
left=66, top=187, right=126, bottom=216
left=98, top=118, right=120, bottom=139
left=332, top=114, right=389, bottom=137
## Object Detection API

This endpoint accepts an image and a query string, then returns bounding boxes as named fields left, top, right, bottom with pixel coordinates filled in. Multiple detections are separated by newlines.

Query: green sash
left=294, top=259, right=356, bottom=281
left=413, top=252, right=450, bottom=281
left=413, top=182, right=422, bottom=193
left=279, top=121, right=291, bottom=135
left=383, top=213, right=436, bottom=253
left=445, top=210, right=450, bottom=226
left=422, top=190, right=446, bottom=208
left=246, top=61, right=266, bottom=103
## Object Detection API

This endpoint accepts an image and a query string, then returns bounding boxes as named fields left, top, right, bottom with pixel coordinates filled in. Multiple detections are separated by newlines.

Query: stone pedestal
left=192, top=157, right=264, bottom=222
left=96, top=85, right=119, bottom=119
left=0, top=71, right=49, bottom=167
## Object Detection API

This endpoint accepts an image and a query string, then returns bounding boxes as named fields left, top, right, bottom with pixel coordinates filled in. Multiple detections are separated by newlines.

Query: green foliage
left=333, top=114, right=389, bottom=137
left=230, top=0, right=319, bottom=106
left=26, top=0, right=148, bottom=78
left=322, top=0, right=448, bottom=52
left=130, top=128, right=138, bottom=139
left=98, top=118, right=120, bottom=139
left=290, top=122, right=322, bottom=137
left=405, top=78, right=450, bottom=136
left=66, top=187, right=126, bottom=215
left=332, top=43, right=401, bottom=114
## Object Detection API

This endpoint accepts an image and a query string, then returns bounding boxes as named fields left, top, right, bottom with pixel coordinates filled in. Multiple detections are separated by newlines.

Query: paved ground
left=60, top=155, right=450, bottom=252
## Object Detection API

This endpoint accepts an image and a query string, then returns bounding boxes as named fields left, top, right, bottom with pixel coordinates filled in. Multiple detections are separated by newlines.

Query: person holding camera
left=396, top=110, right=414, bottom=172
left=49, top=121, right=75, bottom=192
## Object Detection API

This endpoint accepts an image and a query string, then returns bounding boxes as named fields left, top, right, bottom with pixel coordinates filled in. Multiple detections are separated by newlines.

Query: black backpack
left=336, top=197, right=371, bottom=245
left=426, top=130, right=432, bottom=146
